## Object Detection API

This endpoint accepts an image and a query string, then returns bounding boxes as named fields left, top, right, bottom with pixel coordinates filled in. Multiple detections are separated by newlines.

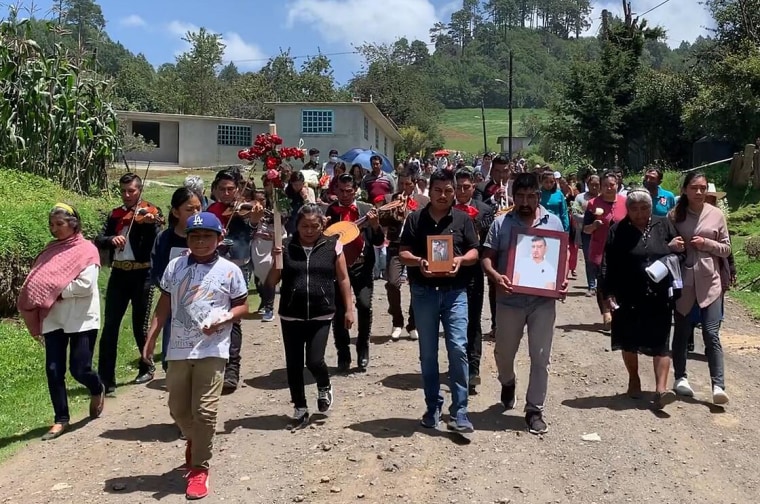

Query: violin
left=122, top=201, right=165, bottom=225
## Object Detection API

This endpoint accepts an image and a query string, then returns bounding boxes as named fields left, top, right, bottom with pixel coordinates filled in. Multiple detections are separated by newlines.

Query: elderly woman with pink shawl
left=17, top=203, right=105, bottom=440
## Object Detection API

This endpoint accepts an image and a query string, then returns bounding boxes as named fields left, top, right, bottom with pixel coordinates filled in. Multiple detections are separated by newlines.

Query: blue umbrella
left=339, top=149, right=394, bottom=174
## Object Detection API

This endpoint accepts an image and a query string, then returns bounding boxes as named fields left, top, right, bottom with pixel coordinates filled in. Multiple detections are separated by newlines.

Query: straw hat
left=706, top=183, right=726, bottom=200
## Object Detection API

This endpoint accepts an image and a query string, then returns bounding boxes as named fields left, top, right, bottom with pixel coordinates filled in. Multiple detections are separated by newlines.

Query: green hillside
left=440, top=108, right=548, bottom=155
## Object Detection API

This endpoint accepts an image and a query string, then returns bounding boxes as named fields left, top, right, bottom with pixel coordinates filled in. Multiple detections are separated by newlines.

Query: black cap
left=309, top=148, right=320, bottom=155
left=329, top=149, right=339, bottom=156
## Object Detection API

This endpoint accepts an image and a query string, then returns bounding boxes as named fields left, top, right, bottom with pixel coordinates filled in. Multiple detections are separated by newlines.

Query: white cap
left=553, top=171, right=562, bottom=179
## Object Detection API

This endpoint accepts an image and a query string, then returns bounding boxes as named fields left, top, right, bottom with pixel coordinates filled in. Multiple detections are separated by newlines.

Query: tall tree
left=175, top=27, right=225, bottom=115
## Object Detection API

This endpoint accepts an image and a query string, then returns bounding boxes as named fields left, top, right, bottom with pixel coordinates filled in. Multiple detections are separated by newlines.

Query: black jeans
left=98, top=268, right=153, bottom=388
left=254, top=276, right=275, bottom=312
left=673, top=297, right=725, bottom=389
left=334, top=265, right=373, bottom=364
left=384, top=252, right=415, bottom=331
left=282, top=319, right=331, bottom=408
left=466, top=269, right=485, bottom=379
left=224, top=321, right=243, bottom=385
left=487, top=279, right=496, bottom=332
left=45, top=329, right=103, bottom=424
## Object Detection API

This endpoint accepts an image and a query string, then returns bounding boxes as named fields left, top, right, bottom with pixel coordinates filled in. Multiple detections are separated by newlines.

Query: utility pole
left=508, top=49, right=514, bottom=162
left=481, top=98, right=488, bottom=154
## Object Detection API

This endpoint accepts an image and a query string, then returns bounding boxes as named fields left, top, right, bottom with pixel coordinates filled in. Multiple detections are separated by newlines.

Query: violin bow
left=124, top=160, right=152, bottom=245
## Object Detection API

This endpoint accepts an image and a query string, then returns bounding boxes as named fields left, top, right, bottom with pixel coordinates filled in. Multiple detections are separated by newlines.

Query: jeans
left=166, top=357, right=226, bottom=469
left=334, top=266, right=373, bottom=364
left=98, top=268, right=153, bottom=388
left=44, top=329, right=103, bottom=424
left=255, top=276, right=275, bottom=312
left=281, top=319, right=332, bottom=408
left=673, top=297, right=725, bottom=389
left=488, top=279, right=496, bottom=332
left=385, top=252, right=415, bottom=331
left=411, top=284, right=469, bottom=417
left=581, top=234, right=596, bottom=290
left=494, top=299, right=556, bottom=413
left=161, top=311, right=172, bottom=371
left=466, top=269, right=485, bottom=379
left=373, top=245, right=387, bottom=279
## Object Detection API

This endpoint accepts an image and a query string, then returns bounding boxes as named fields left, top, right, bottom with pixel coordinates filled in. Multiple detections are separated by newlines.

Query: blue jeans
left=581, top=234, right=596, bottom=290
left=410, top=284, right=469, bottom=417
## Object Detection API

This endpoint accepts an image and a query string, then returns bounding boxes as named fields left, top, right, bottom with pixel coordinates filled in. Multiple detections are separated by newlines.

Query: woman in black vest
left=267, top=204, right=354, bottom=426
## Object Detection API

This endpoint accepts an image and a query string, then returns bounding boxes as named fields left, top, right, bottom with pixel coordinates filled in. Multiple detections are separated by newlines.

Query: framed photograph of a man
left=506, top=228, right=568, bottom=298
left=427, top=234, right=454, bottom=273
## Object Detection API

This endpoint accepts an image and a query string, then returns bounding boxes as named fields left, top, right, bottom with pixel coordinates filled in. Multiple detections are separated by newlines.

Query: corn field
left=0, top=9, right=118, bottom=194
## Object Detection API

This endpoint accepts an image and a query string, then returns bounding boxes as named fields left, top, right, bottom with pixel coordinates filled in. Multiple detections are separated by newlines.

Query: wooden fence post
left=733, top=144, right=756, bottom=187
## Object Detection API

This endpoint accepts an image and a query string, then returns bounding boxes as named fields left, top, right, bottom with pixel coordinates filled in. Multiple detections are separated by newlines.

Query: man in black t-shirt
left=399, top=169, right=480, bottom=435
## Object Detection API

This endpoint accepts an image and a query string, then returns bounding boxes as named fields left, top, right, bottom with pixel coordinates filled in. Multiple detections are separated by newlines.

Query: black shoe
left=469, top=375, right=480, bottom=395
left=337, top=360, right=351, bottom=373
left=222, top=380, right=238, bottom=393
left=104, top=385, right=116, bottom=398
left=687, top=343, right=695, bottom=352
left=358, top=358, right=369, bottom=372
left=317, top=385, right=333, bottom=413
left=134, top=371, right=154, bottom=385
left=290, top=407, right=310, bottom=428
left=501, top=383, right=516, bottom=410
left=525, top=412, right=548, bottom=435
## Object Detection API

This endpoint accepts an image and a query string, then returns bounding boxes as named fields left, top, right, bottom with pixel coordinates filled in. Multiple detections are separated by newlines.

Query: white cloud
left=120, top=14, right=147, bottom=28
left=584, top=0, right=713, bottom=47
left=286, top=0, right=443, bottom=48
left=165, top=20, right=267, bottom=70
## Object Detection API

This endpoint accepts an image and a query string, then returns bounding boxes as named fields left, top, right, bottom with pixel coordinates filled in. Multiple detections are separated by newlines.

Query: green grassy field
left=440, top=108, right=548, bottom=154
left=0, top=168, right=258, bottom=461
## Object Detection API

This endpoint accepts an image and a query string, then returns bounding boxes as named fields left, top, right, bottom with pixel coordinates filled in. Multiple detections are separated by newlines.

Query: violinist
left=385, top=167, right=419, bottom=342
left=325, top=173, right=385, bottom=372
left=206, top=168, right=251, bottom=393
left=95, top=172, right=163, bottom=394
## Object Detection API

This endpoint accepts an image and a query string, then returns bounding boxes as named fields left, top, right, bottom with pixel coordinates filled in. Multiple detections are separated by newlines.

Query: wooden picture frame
left=427, top=234, right=454, bottom=273
left=506, top=227, right=568, bottom=299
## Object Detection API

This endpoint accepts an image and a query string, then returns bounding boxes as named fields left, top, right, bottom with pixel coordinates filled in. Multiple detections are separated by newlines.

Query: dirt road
left=1, top=279, right=759, bottom=504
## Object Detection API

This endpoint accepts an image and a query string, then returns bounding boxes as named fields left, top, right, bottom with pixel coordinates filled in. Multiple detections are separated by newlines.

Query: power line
left=639, top=0, right=674, bottom=16
left=221, top=42, right=438, bottom=64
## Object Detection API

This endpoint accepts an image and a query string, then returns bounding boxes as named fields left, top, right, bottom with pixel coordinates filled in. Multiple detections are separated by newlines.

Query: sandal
left=41, top=423, right=68, bottom=441
left=627, top=377, right=642, bottom=399
left=90, top=389, right=105, bottom=419
left=654, top=390, right=676, bottom=410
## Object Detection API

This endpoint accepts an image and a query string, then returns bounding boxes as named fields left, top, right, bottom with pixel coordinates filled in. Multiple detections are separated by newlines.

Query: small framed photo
left=427, top=234, right=454, bottom=273
left=506, top=228, right=568, bottom=298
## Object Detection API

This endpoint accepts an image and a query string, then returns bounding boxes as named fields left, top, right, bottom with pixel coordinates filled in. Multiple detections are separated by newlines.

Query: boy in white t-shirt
left=143, top=212, right=248, bottom=500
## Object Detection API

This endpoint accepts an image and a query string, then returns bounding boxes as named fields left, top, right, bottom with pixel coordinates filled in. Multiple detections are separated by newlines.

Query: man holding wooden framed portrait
left=399, top=169, right=480, bottom=436
left=482, top=172, right=568, bottom=436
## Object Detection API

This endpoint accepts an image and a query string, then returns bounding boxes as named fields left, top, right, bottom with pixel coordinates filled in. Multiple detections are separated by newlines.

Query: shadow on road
left=100, top=422, right=180, bottom=442
left=223, top=413, right=327, bottom=433
left=556, top=322, right=608, bottom=334
left=346, top=417, right=470, bottom=445
left=103, top=469, right=185, bottom=499
left=0, top=416, right=92, bottom=450
left=380, top=372, right=447, bottom=391
left=245, top=368, right=313, bottom=391
left=561, top=393, right=652, bottom=411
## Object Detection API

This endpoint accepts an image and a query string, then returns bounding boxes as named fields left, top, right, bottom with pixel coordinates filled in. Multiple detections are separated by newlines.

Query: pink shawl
left=17, top=233, right=100, bottom=336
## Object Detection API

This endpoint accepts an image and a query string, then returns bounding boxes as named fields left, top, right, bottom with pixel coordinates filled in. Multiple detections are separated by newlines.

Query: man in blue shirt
left=643, top=168, right=676, bottom=217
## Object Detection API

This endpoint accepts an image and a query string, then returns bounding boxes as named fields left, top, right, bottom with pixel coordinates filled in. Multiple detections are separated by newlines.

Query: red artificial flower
left=406, top=198, right=418, bottom=211
left=265, top=169, right=280, bottom=181
left=271, top=134, right=283, bottom=145
left=454, top=203, right=479, bottom=220
left=238, top=149, right=249, bottom=161
left=266, top=156, right=279, bottom=170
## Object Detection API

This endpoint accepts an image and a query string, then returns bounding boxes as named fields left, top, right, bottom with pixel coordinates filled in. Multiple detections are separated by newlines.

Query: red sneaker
left=185, top=469, right=209, bottom=500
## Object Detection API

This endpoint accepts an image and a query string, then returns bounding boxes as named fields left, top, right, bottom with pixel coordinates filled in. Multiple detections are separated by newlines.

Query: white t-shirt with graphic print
left=160, top=255, right=248, bottom=361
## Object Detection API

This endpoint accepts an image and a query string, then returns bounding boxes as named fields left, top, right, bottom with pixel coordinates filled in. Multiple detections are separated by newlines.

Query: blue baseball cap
left=186, top=212, right=223, bottom=234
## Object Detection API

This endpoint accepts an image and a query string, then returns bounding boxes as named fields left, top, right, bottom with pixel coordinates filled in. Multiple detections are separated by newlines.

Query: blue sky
left=19, top=0, right=713, bottom=84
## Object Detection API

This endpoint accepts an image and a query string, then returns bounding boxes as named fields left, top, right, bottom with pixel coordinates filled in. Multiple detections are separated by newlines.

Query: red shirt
left=586, top=194, right=627, bottom=266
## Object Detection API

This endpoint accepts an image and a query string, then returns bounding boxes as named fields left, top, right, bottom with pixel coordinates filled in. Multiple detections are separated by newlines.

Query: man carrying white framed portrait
left=481, top=172, right=568, bottom=435
left=513, top=236, right=557, bottom=290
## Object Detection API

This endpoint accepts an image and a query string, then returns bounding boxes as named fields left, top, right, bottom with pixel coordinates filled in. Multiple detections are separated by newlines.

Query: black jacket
left=95, top=204, right=163, bottom=264
left=278, top=234, right=339, bottom=320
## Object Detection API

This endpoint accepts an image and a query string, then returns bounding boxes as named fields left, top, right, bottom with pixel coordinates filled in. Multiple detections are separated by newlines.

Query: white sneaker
left=408, top=329, right=419, bottom=341
left=712, top=386, right=729, bottom=405
left=391, top=327, right=402, bottom=341
left=673, top=378, right=695, bottom=397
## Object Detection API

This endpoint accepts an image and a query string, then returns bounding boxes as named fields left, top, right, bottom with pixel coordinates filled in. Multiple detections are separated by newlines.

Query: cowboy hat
left=706, top=183, right=726, bottom=200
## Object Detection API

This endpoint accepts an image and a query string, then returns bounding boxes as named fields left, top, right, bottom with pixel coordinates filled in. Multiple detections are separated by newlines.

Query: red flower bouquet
left=238, top=133, right=305, bottom=213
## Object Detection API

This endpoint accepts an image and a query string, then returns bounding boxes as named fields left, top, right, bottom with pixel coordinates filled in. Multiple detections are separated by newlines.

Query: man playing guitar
left=96, top=172, right=163, bottom=394
left=325, top=173, right=385, bottom=372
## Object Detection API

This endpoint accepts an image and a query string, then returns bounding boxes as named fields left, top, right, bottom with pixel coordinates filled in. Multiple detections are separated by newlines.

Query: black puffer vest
left=278, top=234, right=339, bottom=320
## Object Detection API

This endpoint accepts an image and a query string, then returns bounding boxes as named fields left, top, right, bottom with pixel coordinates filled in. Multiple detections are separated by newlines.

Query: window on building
left=384, top=137, right=388, bottom=156
left=132, top=121, right=160, bottom=147
left=363, top=117, right=369, bottom=140
left=217, top=124, right=252, bottom=147
left=375, top=128, right=379, bottom=149
left=301, top=109, right=334, bottom=134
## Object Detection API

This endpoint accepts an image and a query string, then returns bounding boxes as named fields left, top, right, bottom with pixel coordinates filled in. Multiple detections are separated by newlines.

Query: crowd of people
left=17, top=148, right=736, bottom=500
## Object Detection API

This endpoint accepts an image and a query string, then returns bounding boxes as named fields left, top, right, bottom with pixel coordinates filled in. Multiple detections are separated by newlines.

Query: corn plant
left=0, top=7, right=118, bottom=194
